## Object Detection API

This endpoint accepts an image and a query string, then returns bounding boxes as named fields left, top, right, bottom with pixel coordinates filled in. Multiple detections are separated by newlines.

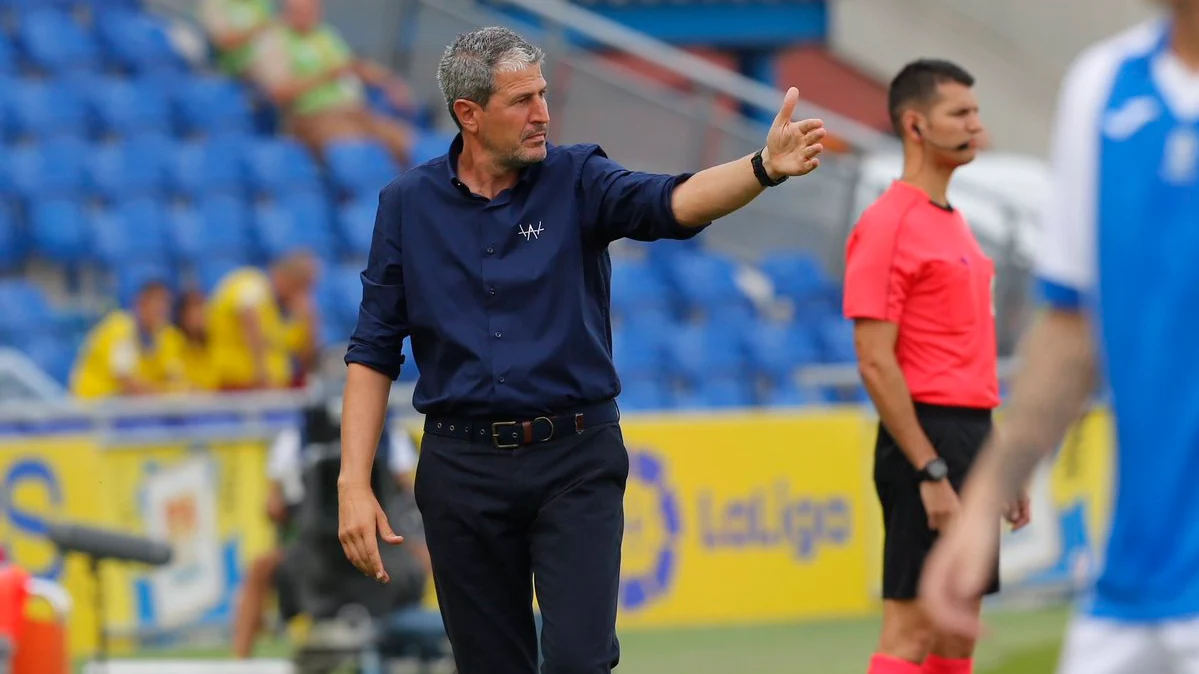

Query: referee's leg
left=529, top=423, right=628, bottom=674
left=413, top=433, right=540, bottom=674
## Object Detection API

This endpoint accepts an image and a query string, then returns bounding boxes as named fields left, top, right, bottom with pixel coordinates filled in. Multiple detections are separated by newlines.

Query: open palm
left=763, top=87, right=827, bottom=178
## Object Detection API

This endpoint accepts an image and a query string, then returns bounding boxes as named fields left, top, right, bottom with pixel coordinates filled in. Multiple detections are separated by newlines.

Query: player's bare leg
left=925, top=596, right=981, bottom=673
left=871, top=599, right=933, bottom=672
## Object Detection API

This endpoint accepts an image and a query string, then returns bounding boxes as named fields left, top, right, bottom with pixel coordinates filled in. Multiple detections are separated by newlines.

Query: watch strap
left=752, top=149, right=788, bottom=187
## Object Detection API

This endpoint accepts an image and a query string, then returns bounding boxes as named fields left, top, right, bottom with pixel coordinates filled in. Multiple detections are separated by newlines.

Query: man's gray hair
left=436, top=26, right=545, bottom=128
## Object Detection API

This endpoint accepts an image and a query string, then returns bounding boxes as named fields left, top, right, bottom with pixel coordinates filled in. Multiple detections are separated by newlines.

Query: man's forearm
left=861, top=356, right=939, bottom=470
left=963, top=309, right=1095, bottom=511
left=670, top=152, right=769, bottom=227
left=338, top=363, right=393, bottom=489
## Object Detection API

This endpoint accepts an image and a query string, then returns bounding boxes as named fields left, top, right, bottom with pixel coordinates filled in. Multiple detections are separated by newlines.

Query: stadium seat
left=10, top=137, right=88, bottom=200
left=169, top=194, right=254, bottom=267
left=29, top=198, right=90, bottom=265
left=9, top=79, right=88, bottom=141
left=765, top=380, right=825, bottom=407
left=664, top=322, right=746, bottom=386
left=612, top=325, right=667, bottom=384
left=324, top=139, right=400, bottom=198
left=817, top=317, right=857, bottom=364
left=617, top=379, right=673, bottom=411
left=610, top=257, right=672, bottom=319
left=0, top=34, right=15, bottom=76
left=87, top=134, right=174, bottom=201
left=745, top=320, right=821, bottom=385
left=174, top=75, right=253, bottom=137
left=0, top=205, right=21, bottom=271
left=253, top=192, right=337, bottom=262
left=673, top=375, right=756, bottom=410
left=15, top=8, right=100, bottom=74
left=245, top=138, right=322, bottom=196
left=660, top=250, right=752, bottom=319
left=759, top=250, right=837, bottom=318
left=409, top=130, right=455, bottom=166
left=95, top=9, right=187, bottom=75
left=196, top=256, right=248, bottom=294
left=167, top=135, right=248, bottom=199
left=398, top=339, right=418, bottom=382
left=0, top=280, right=55, bottom=343
left=90, top=197, right=170, bottom=268
left=20, top=334, right=75, bottom=385
left=87, top=77, right=173, bottom=138
left=337, top=197, right=378, bottom=258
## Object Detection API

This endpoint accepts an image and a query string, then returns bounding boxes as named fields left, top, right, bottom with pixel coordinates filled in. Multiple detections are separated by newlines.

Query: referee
left=842, top=60, right=1030, bottom=674
left=335, top=26, right=826, bottom=674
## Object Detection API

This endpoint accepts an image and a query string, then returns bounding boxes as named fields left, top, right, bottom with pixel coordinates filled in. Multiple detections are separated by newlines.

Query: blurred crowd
left=199, top=0, right=417, bottom=165
left=69, top=249, right=321, bottom=398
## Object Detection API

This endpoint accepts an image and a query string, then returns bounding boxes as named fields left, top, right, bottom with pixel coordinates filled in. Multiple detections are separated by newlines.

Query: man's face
left=136, top=285, right=172, bottom=333
left=921, top=82, right=985, bottom=167
left=286, top=0, right=321, bottom=32
left=476, top=65, right=550, bottom=169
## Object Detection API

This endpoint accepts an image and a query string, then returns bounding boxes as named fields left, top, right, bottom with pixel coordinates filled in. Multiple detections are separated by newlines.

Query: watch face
left=925, top=459, right=948, bottom=480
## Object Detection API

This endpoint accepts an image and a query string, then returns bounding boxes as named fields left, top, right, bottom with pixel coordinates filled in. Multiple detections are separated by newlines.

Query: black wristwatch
left=918, top=457, right=949, bottom=482
left=751, top=148, right=788, bottom=187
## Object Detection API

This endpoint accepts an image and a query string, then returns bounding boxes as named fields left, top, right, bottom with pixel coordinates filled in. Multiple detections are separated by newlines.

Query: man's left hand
left=761, top=87, right=827, bottom=180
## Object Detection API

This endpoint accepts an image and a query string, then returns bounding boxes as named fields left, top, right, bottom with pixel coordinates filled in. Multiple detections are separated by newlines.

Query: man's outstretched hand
left=338, top=481, right=404, bottom=583
left=761, top=87, right=827, bottom=180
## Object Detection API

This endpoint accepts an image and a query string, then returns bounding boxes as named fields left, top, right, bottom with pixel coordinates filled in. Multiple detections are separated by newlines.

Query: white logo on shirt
left=1103, top=96, right=1160, bottom=140
left=518, top=221, right=544, bottom=241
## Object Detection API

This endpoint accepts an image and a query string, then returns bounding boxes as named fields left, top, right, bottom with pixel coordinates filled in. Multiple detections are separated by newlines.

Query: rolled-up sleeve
left=580, top=146, right=711, bottom=243
left=344, top=184, right=409, bottom=380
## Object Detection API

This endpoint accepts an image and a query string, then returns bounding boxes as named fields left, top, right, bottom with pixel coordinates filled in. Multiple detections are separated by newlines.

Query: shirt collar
left=445, top=132, right=544, bottom=195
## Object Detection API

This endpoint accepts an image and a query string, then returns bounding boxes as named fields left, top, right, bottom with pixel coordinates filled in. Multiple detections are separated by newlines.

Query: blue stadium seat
left=245, top=138, right=322, bottom=195
left=765, top=380, right=824, bottom=407
left=10, top=137, right=88, bottom=199
left=409, top=130, right=455, bottom=166
left=661, top=251, right=752, bottom=319
left=196, top=257, right=247, bottom=294
left=90, top=197, right=170, bottom=268
left=87, top=77, right=172, bottom=138
left=398, top=339, right=418, bottom=382
left=612, top=325, right=667, bottom=384
left=167, top=135, right=247, bottom=199
left=9, top=79, right=88, bottom=141
left=817, top=317, right=857, bottom=364
left=675, top=375, right=756, bottom=410
left=0, top=34, right=16, bottom=76
left=610, top=257, right=672, bottom=319
left=664, top=322, right=746, bottom=386
left=337, top=197, right=377, bottom=258
left=95, top=9, right=186, bottom=75
left=21, top=334, right=75, bottom=385
left=0, top=280, right=55, bottom=342
left=746, top=320, right=821, bottom=385
left=175, top=75, right=252, bottom=136
left=0, top=205, right=21, bottom=270
left=169, top=194, right=254, bottom=266
left=0, top=77, right=14, bottom=144
left=617, top=379, right=673, bottom=411
left=87, top=134, right=174, bottom=200
left=29, top=198, right=90, bottom=265
left=253, top=192, right=337, bottom=262
left=324, top=139, right=400, bottom=197
left=15, top=8, right=100, bottom=74
left=759, top=250, right=837, bottom=318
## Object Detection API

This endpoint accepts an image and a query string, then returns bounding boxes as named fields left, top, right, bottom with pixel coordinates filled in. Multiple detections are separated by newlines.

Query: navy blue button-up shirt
left=345, top=135, right=710, bottom=418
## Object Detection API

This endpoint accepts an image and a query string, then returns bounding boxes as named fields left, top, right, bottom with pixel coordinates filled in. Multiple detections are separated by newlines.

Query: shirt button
left=489, top=287, right=496, bottom=295
left=498, top=376, right=506, bottom=383
left=494, top=331, right=502, bottom=338
left=486, top=246, right=494, bottom=255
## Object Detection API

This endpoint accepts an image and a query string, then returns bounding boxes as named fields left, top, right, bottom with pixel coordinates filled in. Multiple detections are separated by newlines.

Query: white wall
left=830, top=0, right=1160, bottom=156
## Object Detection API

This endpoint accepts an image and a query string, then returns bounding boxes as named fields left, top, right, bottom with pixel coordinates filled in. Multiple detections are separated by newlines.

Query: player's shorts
left=1057, top=613, right=1199, bottom=673
left=874, top=401, right=998, bottom=600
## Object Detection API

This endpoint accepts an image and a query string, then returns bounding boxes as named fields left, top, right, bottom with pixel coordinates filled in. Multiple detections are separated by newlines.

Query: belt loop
left=574, top=413, right=583, bottom=434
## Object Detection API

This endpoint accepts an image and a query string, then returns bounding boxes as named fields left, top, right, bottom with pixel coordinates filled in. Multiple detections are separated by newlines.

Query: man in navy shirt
left=336, top=26, right=826, bottom=674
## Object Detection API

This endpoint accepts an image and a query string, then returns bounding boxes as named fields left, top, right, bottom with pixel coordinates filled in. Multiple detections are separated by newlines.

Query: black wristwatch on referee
left=751, top=148, right=788, bottom=187
left=918, top=457, right=949, bottom=482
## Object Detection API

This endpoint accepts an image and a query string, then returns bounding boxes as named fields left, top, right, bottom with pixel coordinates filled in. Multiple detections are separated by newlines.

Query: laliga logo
left=620, top=449, right=680, bottom=611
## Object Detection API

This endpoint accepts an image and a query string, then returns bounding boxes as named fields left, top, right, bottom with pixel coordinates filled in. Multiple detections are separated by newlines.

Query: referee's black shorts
left=874, top=401, right=999, bottom=601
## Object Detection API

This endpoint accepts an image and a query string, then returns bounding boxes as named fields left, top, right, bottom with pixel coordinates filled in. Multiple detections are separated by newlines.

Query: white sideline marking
left=81, top=660, right=294, bottom=674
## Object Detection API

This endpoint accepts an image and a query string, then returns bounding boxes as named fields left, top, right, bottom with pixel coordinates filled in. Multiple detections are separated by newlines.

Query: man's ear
left=900, top=109, right=923, bottom=143
left=453, top=99, right=481, bottom=133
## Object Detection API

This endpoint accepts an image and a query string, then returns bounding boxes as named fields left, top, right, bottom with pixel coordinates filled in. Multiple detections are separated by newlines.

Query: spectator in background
left=248, top=0, right=416, bottom=165
left=198, top=0, right=276, bottom=80
left=206, top=251, right=320, bottom=391
left=70, top=278, right=183, bottom=399
left=169, top=288, right=220, bottom=392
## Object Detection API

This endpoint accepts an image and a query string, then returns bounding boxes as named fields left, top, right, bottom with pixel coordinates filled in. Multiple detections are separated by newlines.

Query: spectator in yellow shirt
left=169, top=288, right=221, bottom=392
left=70, top=279, right=183, bottom=399
left=207, top=252, right=319, bottom=391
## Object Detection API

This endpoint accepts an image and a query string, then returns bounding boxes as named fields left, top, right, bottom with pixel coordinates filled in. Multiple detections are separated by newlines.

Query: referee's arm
left=854, top=320, right=939, bottom=470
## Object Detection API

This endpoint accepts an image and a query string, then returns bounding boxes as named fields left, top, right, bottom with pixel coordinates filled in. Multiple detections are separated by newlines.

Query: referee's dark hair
left=887, top=59, right=975, bottom=137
